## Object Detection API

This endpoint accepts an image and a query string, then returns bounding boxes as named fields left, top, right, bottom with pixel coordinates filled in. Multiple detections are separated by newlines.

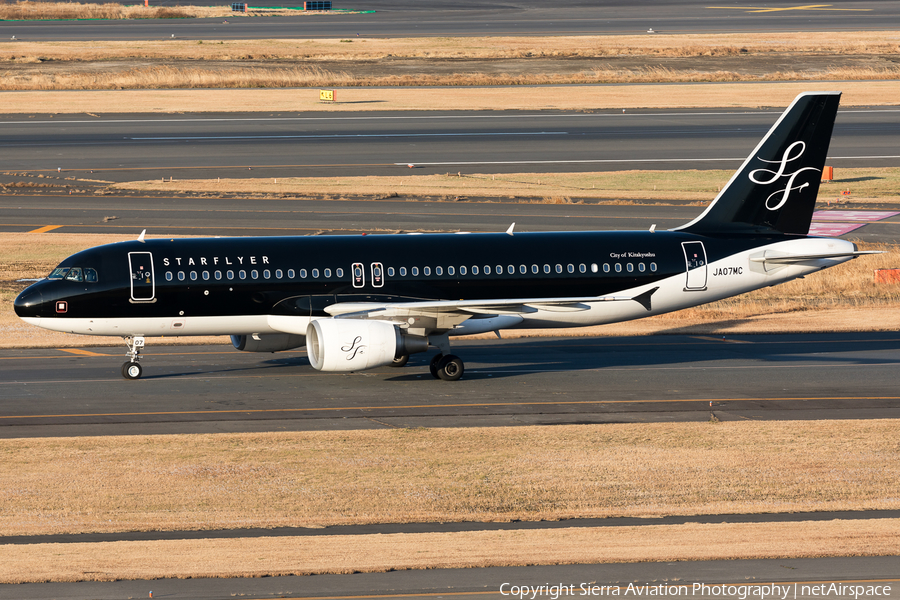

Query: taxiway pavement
left=3, top=332, right=900, bottom=438
left=3, top=0, right=900, bottom=41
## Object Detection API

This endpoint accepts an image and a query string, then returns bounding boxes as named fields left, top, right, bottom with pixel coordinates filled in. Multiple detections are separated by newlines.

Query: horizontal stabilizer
left=750, top=250, right=881, bottom=265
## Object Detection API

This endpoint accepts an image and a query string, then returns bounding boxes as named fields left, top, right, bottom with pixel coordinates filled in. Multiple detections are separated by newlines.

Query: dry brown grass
left=4, top=64, right=900, bottom=91
left=2, top=81, right=900, bottom=114
left=0, top=1, right=313, bottom=20
left=3, top=519, right=900, bottom=583
left=114, top=167, right=900, bottom=204
left=1, top=421, right=899, bottom=539
left=2, top=32, right=899, bottom=61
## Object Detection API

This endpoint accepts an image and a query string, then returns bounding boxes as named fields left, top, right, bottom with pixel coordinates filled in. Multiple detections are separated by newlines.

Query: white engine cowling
left=231, top=333, right=305, bottom=353
left=306, top=319, right=427, bottom=372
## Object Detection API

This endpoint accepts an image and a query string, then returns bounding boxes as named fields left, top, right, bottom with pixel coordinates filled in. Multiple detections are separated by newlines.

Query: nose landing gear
left=121, top=335, right=145, bottom=380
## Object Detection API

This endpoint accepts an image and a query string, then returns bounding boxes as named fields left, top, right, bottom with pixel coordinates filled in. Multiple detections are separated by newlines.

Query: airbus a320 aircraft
left=15, top=92, right=872, bottom=381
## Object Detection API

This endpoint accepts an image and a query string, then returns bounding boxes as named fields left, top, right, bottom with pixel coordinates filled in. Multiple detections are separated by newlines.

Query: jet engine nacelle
left=306, top=319, right=428, bottom=372
left=231, top=333, right=306, bottom=353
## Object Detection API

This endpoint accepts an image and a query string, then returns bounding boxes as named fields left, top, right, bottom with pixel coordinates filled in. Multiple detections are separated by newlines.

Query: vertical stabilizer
left=676, top=91, right=841, bottom=235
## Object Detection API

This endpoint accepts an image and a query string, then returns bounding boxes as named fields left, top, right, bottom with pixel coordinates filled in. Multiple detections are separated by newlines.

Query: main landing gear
left=121, top=335, right=145, bottom=380
left=429, top=353, right=464, bottom=381
left=427, top=333, right=465, bottom=381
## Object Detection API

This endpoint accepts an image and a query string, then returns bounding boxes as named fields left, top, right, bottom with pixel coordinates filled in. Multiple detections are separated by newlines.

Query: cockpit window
left=48, top=266, right=99, bottom=283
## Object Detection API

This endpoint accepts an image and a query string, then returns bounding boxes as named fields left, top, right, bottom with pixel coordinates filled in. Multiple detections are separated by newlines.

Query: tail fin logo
left=749, top=141, right=821, bottom=211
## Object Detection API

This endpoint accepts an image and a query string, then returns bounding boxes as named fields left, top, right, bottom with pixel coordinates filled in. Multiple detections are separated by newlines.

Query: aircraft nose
left=14, top=286, right=43, bottom=319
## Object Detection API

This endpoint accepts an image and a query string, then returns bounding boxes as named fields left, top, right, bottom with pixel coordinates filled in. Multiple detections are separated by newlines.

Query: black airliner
left=15, top=92, right=872, bottom=381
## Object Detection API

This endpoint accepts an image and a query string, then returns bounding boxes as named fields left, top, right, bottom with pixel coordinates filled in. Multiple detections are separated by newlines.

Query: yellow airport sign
left=319, top=89, right=335, bottom=102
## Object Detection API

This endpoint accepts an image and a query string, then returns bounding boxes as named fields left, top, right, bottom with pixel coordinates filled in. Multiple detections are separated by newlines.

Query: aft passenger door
left=681, top=241, right=707, bottom=291
left=128, top=252, right=155, bottom=302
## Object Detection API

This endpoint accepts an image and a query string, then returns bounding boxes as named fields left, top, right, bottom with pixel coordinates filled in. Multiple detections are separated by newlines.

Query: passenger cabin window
left=275, top=269, right=282, bottom=279
left=412, top=267, right=419, bottom=276
left=203, top=271, right=210, bottom=280
left=555, top=264, right=562, bottom=273
left=178, top=271, right=186, bottom=281
left=288, top=269, right=295, bottom=278
left=166, top=272, right=174, bottom=282
left=459, top=266, right=467, bottom=276
left=388, top=267, right=396, bottom=277
left=216, top=270, right=223, bottom=280
left=190, top=271, right=198, bottom=281
left=435, top=266, right=443, bottom=276
left=544, top=264, right=550, bottom=274
left=472, top=266, right=479, bottom=275
left=424, top=267, right=431, bottom=276
left=400, top=267, right=407, bottom=276
left=603, top=263, right=610, bottom=273
left=324, top=268, right=331, bottom=278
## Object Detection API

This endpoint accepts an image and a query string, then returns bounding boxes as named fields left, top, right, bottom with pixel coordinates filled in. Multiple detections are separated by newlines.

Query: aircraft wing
left=267, top=288, right=658, bottom=336
left=324, top=287, right=660, bottom=320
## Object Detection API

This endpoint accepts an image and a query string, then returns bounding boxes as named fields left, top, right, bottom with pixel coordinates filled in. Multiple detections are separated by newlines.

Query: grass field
left=1, top=420, right=900, bottom=582
left=0, top=1, right=327, bottom=20
left=2, top=81, right=900, bottom=115
left=4, top=519, right=900, bottom=583
left=2, top=421, right=899, bottom=535
left=113, top=167, right=900, bottom=204
left=3, top=31, right=899, bottom=60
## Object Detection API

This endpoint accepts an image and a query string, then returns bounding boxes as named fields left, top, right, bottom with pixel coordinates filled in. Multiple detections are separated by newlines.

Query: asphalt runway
left=3, top=107, right=900, bottom=181
left=4, top=194, right=900, bottom=243
left=3, top=0, right=900, bottom=40
left=3, top=332, right=900, bottom=438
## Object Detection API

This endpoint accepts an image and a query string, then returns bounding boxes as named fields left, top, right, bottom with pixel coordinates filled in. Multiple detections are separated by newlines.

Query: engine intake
left=306, top=319, right=427, bottom=372
left=231, top=333, right=305, bottom=353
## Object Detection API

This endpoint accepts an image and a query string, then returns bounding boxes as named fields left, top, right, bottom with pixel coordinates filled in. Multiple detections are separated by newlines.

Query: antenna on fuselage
left=137, top=229, right=146, bottom=243
left=505, top=222, right=515, bottom=236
